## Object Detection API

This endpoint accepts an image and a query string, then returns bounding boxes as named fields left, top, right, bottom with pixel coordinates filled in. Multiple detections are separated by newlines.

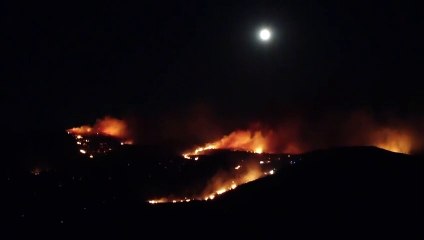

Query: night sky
left=4, top=1, right=422, bottom=135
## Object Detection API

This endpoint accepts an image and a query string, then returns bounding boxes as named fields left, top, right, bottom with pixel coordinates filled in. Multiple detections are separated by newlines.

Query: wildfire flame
left=148, top=158, right=279, bottom=204
left=67, top=116, right=130, bottom=140
left=64, top=112, right=418, bottom=205
left=372, top=128, right=412, bottom=154
left=181, top=124, right=415, bottom=158
left=67, top=116, right=133, bottom=158
left=158, top=119, right=416, bottom=204
left=200, top=163, right=263, bottom=201
left=183, top=130, right=269, bottom=159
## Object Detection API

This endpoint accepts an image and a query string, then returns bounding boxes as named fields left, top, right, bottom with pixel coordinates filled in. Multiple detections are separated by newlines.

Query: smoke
left=74, top=109, right=423, bottom=155
left=148, top=157, right=269, bottom=203
left=288, top=110, right=423, bottom=154
left=200, top=161, right=263, bottom=200
left=180, top=110, right=424, bottom=155
left=131, top=104, right=225, bottom=150
left=94, top=116, right=132, bottom=141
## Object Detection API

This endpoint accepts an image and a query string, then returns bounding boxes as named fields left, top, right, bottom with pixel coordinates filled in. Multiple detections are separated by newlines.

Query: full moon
left=259, top=28, right=271, bottom=41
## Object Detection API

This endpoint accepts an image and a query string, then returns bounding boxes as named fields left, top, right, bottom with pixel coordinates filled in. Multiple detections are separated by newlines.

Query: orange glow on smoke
left=67, top=116, right=133, bottom=158
left=201, top=163, right=263, bottom=200
left=372, top=128, right=412, bottom=154
left=180, top=121, right=416, bottom=157
left=183, top=130, right=269, bottom=158
left=67, top=116, right=131, bottom=142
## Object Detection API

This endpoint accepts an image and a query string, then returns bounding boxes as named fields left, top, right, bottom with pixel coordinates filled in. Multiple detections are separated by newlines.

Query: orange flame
left=181, top=123, right=415, bottom=157
left=200, top=162, right=263, bottom=200
left=67, top=116, right=131, bottom=142
left=148, top=160, right=275, bottom=204
left=183, top=130, right=269, bottom=158
left=67, top=116, right=133, bottom=158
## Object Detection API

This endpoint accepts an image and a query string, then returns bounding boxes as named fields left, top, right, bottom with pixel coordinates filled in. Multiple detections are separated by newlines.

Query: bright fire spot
left=148, top=198, right=168, bottom=204
left=79, top=149, right=86, bottom=154
left=234, top=165, right=241, bottom=170
left=254, top=147, right=263, bottom=154
left=216, top=188, right=226, bottom=195
left=182, top=130, right=269, bottom=158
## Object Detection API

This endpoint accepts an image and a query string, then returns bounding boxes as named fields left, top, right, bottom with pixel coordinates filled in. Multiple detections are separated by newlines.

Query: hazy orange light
left=67, top=116, right=132, bottom=143
left=372, top=128, right=412, bottom=154
left=182, top=130, right=269, bottom=158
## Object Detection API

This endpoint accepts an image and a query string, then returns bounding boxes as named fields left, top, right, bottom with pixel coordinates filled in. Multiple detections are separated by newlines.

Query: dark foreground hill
left=141, top=147, right=422, bottom=238
left=3, top=144, right=422, bottom=238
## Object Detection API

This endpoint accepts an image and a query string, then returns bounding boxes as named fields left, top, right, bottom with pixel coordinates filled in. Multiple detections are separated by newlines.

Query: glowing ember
left=31, top=168, right=41, bottom=176
left=234, top=165, right=241, bottom=170
left=31, top=167, right=49, bottom=176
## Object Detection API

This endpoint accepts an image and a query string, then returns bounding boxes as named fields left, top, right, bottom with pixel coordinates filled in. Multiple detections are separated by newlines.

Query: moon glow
left=259, top=28, right=271, bottom=41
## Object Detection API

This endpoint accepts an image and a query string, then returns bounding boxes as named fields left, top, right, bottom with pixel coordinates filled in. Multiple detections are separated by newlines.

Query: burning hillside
left=150, top=113, right=418, bottom=204
left=62, top=112, right=420, bottom=205
left=67, top=116, right=131, bottom=140
left=180, top=112, right=419, bottom=159
left=66, top=116, right=133, bottom=158
left=148, top=151, right=290, bottom=204
left=183, top=130, right=265, bottom=159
